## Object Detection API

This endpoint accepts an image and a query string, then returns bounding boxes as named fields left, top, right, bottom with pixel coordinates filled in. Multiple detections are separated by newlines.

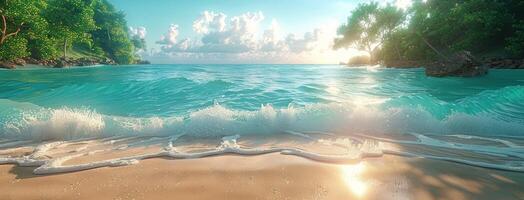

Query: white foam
left=2, top=101, right=524, bottom=174
left=0, top=134, right=388, bottom=175
left=3, top=100, right=524, bottom=141
left=1, top=133, right=523, bottom=174
left=448, top=134, right=521, bottom=148
left=358, top=133, right=524, bottom=160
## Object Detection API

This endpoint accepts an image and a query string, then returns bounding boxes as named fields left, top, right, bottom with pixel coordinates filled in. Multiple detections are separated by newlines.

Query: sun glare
left=395, top=0, right=412, bottom=10
left=340, top=163, right=367, bottom=198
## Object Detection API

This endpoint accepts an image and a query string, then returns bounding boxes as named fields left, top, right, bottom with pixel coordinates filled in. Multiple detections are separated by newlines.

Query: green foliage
left=91, top=0, right=137, bottom=64
left=338, top=0, right=524, bottom=63
left=0, top=0, right=143, bottom=63
left=334, top=2, right=380, bottom=50
left=46, top=0, right=97, bottom=58
left=409, top=0, right=511, bottom=53
left=29, top=37, right=59, bottom=60
left=334, top=2, right=404, bottom=62
left=132, top=37, right=146, bottom=50
left=0, top=0, right=45, bottom=25
left=0, top=36, right=29, bottom=61
left=0, top=0, right=54, bottom=60
left=506, top=21, right=524, bottom=57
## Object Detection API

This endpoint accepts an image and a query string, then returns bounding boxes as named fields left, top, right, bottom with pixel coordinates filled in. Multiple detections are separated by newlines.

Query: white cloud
left=260, top=19, right=286, bottom=52
left=197, top=11, right=264, bottom=53
left=129, top=26, right=147, bottom=39
left=158, top=11, right=267, bottom=54
left=193, top=11, right=227, bottom=34
left=156, top=24, right=180, bottom=46
left=151, top=11, right=359, bottom=64
left=285, top=30, right=321, bottom=53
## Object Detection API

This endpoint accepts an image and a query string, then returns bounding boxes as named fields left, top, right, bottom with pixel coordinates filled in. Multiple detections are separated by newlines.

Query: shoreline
left=0, top=57, right=151, bottom=69
left=342, top=58, right=524, bottom=69
left=1, top=154, right=523, bottom=200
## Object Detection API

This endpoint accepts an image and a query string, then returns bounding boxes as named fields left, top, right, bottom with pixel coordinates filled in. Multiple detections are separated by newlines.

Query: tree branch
left=0, top=12, right=23, bottom=45
left=4, top=23, right=21, bottom=38
left=1, top=14, right=6, bottom=36
left=417, top=32, right=450, bottom=62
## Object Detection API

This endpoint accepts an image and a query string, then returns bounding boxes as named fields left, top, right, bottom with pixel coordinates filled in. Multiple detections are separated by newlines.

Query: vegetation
left=335, top=0, right=524, bottom=64
left=0, top=0, right=144, bottom=64
left=334, top=2, right=405, bottom=63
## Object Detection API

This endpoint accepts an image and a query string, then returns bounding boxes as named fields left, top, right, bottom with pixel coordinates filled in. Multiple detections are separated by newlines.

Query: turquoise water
left=1, top=65, right=524, bottom=173
left=1, top=64, right=523, bottom=137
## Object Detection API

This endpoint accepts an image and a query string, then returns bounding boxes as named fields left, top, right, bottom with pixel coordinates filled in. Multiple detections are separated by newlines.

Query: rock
left=0, top=61, right=16, bottom=69
left=41, top=60, right=57, bottom=66
left=137, top=60, right=151, bottom=65
left=54, top=58, right=72, bottom=68
left=501, top=59, right=510, bottom=68
left=13, top=58, right=26, bottom=66
left=425, top=51, right=488, bottom=77
left=383, top=60, right=424, bottom=68
left=24, top=57, right=40, bottom=65
left=77, top=57, right=98, bottom=66
left=99, top=58, right=116, bottom=65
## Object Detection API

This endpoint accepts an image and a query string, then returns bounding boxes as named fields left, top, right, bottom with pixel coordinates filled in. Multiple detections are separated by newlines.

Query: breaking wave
left=1, top=86, right=523, bottom=140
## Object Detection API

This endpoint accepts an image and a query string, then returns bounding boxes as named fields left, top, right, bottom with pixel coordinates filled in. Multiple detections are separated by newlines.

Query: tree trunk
left=394, top=45, right=402, bottom=60
left=418, top=34, right=450, bottom=62
left=0, top=14, right=22, bottom=45
left=63, top=38, right=67, bottom=59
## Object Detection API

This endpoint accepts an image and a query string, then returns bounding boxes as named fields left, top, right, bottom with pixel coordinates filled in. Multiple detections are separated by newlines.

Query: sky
left=109, top=0, right=410, bottom=64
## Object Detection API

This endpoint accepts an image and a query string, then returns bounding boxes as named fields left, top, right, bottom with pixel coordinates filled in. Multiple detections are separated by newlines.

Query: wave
left=1, top=86, right=524, bottom=174
left=1, top=87, right=524, bottom=140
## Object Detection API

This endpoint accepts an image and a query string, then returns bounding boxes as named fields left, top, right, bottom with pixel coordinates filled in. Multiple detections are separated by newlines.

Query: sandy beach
left=1, top=154, right=523, bottom=200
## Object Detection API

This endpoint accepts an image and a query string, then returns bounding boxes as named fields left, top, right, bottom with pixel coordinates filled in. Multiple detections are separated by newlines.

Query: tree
left=0, top=0, right=54, bottom=61
left=0, top=36, right=28, bottom=61
left=131, top=36, right=146, bottom=50
left=505, top=0, right=524, bottom=57
left=0, top=11, right=22, bottom=45
left=334, top=2, right=404, bottom=63
left=0, top=0, right=30, bottom=61
left=46, top=0, right=96, bottom=58
left=91, top=0, right=136, bottom=64
left=1, top=0, right=144, bottom=63
left=506, top=21, right=524, bottom=57
left=376, top=0, right=524, bottom=62
left=0, top=0, right=60, bottom=61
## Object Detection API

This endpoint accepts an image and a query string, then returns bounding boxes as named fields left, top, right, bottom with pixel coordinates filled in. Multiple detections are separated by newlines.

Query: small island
left=0, top=0, right=148, bottom=69
left=334, top=1, right=524, bottom=76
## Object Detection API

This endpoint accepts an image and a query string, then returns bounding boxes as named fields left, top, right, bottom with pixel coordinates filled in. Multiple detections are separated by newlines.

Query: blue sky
left=107, top=0, right=376, bottom=64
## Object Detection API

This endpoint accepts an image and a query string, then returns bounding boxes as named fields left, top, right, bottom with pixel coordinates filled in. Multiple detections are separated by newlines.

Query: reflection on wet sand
left=341, top=163, right=367, bottom=198
left=1, top=147, right=524, bottom=199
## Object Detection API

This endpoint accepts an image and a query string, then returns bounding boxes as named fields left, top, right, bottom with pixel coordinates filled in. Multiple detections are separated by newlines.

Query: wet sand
left=1, top=154, right=523, bottom=200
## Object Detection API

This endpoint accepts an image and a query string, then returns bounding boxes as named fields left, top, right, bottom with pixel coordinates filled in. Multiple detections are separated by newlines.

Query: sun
left=395, top=0, right=413, bottom=10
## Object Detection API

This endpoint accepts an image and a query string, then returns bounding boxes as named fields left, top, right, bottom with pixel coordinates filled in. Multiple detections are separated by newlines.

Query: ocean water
left=1, top=64, right=524, bottom=174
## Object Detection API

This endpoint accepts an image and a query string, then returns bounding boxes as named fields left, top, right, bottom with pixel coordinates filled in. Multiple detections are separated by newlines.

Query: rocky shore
left=424, top=51, right=489, bottom=77
left=381, top=52, right=524, bottom=77
left=1, top=57, right=150, bottom=69
left=384, top=58, right=524, bottom=70
left=483, top=58, right=524, bottom=69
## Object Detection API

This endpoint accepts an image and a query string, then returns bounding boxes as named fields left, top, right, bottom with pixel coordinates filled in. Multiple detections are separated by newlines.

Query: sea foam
left=2, top=98, right=524, bottom=140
